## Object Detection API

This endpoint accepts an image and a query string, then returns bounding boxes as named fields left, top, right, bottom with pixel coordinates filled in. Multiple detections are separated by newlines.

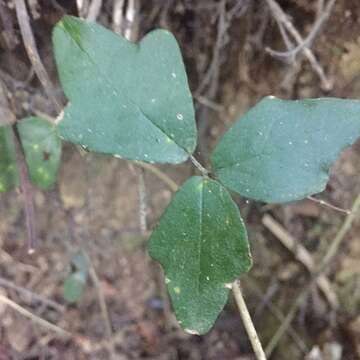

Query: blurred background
left=0, top=0, right=360, bottom=359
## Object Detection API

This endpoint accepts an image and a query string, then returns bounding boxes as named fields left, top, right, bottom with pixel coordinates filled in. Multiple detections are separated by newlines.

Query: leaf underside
left=148, top=176, right=252, bottom=335
left=212, top=96, right=360, bottom=203
left=0, top=117, right=61, bottom=192
left=53, top=16, right=197, bottom=164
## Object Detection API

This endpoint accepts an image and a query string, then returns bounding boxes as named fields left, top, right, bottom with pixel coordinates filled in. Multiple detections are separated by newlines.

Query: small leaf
left=148, top=176, right=252, bottom=334
left=17, top=117, right=62, bottom=189
left=63, top=252, right=88, bottom=303
left=53, top=16, right=196, bottom=164
left=63, top=272, right=87, bottom=303
left=212, top=96, right=360, bottom=203
left=0, top=126, right=19, bottom=192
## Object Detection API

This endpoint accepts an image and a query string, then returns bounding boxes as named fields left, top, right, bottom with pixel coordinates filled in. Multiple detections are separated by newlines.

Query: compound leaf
left=53, top=16, right=196, bottom=164
left=17, top=117, right=62, bottom=189
left=212, top=96, right=360, bottom=203
left=148, top=176, right=252, bottom=335
left=0, top=126, right=19, bottom=192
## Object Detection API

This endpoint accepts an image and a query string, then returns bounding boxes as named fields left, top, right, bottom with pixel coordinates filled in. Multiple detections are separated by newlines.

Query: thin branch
left=265, top=192, right=360, bottom=357
left=112, top=0, right=125, bottom=34
left=88, top=261, right=113, bottom=339
left=265, top=0, right=333, bottom=90
left=262, top=214, right=338, bottom=308
left=0, top=277, right=65, bottom=312
left=190, top=156, right=209, bottom=177
left=85, top=252, right=117, bottom=359
left=11, top=126, right=37, bottom=253
left=134, top=161, right=179, bottom=192
left=246, top=278, right=308, bottom=354
left=266, top=0, right=336, bottom=59
left=194, top=95, right=224, bottom=112
left=87, top=0, right=103, bottom=22
left=14, top=0, right=61, bottom=113
left=232, top=281, right=267, bottom=360
left=0, top=293, right=71, bottom=337
left=0, top=80, right=16, bottom=126
left=138, top=167, right=148, bottom=236
left=307, top=195, right=351, bottom=215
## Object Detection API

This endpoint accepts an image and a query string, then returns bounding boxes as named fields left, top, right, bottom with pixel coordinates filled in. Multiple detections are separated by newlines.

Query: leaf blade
left=148, top=176, right=252, bottom=334
left=0, top=126, right=19, bottom=192
left=17, top=117, right=62, bottom=189
left=53, top=16, right=196, bottom=163
left=212, top=97, right=360, bottom=203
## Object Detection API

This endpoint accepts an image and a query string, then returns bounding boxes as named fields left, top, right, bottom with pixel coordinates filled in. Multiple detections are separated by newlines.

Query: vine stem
left=190, top=155, right=209, bottom=176
left=232, top=281, right=267, bottom=360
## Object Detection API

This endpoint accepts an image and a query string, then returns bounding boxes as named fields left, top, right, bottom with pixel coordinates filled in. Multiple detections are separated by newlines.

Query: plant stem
left=190, top=155, right=209, bottom=177
left=11, top=126, right=37, bottom=253
left=232, top=281, right=267, bottom=360
left=134, top=161, right=179, bottom=192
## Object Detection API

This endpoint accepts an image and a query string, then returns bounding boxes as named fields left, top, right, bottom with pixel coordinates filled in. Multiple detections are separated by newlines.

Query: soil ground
left=1, top=0, right=360, bottom=359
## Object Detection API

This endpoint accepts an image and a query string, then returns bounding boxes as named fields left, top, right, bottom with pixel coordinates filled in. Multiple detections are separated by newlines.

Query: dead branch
left=14, top=0, right=62, bottom=113
left=12, top=126, right=37, bottom=253
left=265, top=0, right=334, bottom=90
left=266, top=0, right=336, bottom=60
left=0, top=293, right=71, bottom=337
left=262, top=214, right=338, bottom=308
left=265, top=193, right=360, bottom=357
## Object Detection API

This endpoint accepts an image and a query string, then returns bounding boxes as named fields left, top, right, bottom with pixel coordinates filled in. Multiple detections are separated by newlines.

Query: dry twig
left=262, top=214, right=338, bottom=308
left=0, top=277, right=64, bottom=312
left=307, top=195, right=351, bottom=215
left=14, top=0, right=61, bottom=113
left=12, top=126, right=37, bottom=253
left=265, top=0, right=334, bottom=90
left=265, top=193, right=360, bottom=357
left=0, top=293, right=71, bottom=337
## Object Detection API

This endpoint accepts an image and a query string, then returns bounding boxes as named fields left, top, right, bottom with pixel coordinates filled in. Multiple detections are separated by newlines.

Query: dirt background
left=1, top=0, right=360, bottom=359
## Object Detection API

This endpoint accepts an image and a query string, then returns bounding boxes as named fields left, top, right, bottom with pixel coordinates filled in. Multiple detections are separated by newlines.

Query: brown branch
left=262, top=214, right=338, bottom=308
left=265, top=0, right=334, bottom=90
left=0, top=293, right=71, bottom=337
left=11, top=126, right=37, bottom=253
left=266, top=0, right=336, bottom=59
left=14, top=0, right=61, bottom=113
left=265, top=193, right=360, bottom=357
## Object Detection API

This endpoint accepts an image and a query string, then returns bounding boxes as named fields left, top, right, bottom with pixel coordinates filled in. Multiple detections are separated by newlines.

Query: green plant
left=1, top=15, right=360, bottom=358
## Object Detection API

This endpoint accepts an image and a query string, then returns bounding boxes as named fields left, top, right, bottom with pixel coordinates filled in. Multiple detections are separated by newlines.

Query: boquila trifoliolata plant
left=1, top=15, right=360, bottom=341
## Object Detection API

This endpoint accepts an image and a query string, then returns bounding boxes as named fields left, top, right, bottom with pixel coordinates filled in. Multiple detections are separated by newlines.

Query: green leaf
left=17, top=117, right=62, bottom=189
left=0, top=126, right=19, bottom=192
left=212, top=96, right=360, bottom=203
left=63, top=272, right=87, bottom=303
left=148, top=176, right=252, bottom=335
left=63, top=252, right=88, bottom=303
left=53, top=16, right=196, bottom=164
